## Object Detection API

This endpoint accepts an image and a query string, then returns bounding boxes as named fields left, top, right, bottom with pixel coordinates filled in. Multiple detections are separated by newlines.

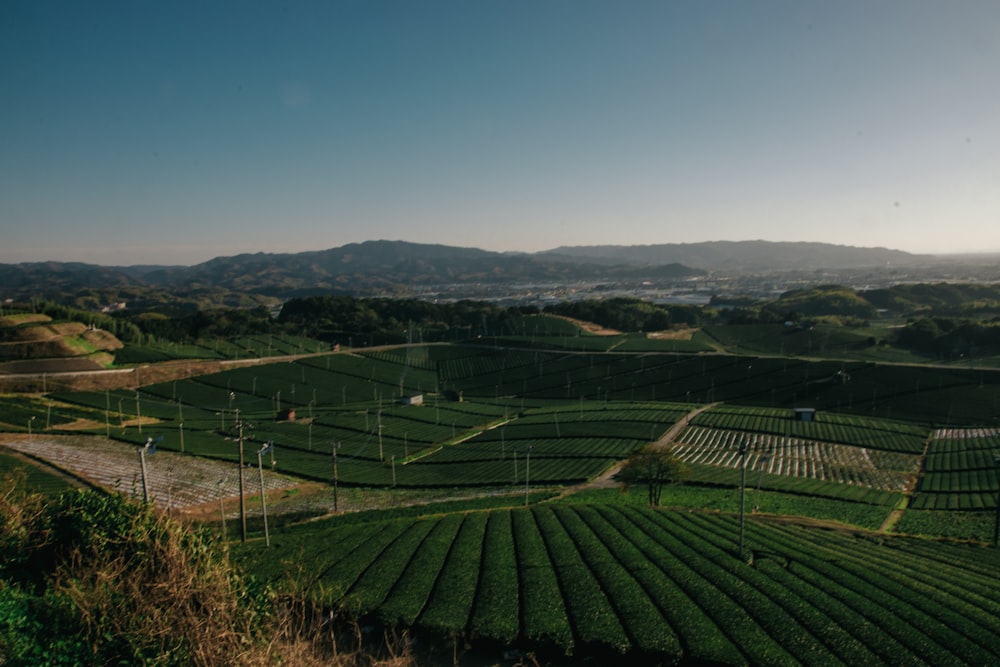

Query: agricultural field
left=0, top=314, right=121, bottom=375
left=112, top=340, right=222, bottom=364
left=562, top=485, right=897, bottom=530
left=437, top=347, right=1000, bottom=425
left=472, top=313, right=718, bottom=353
left=674, top=426, right=920, bottom=492
left=0, top=393, right=110, bottom=432
left=911, top=428, right=1000, bottom=511
left=668, top=403, right=928, bottom=510
left=894, top=509, right=997, bottom=542
left=700, top=322, right=916, bottom=361
left=7, top=344, right=1000, bottom=511
left=38, top=351, right=687, bottom=490
left=113, top=334, right=329, bottom=365
left=0, top=450, right=77, bottom=495
left=237, top=503, right=1000, bottom=665
left=0, top=433, right=296, bottom=509
left=5, top=338, right=1000, bottom=663
left=686, top=404, right=929, bottom=453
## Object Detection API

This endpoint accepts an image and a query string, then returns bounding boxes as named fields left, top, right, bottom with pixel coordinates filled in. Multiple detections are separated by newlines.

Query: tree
left=617, top=446, right=687, bottom=507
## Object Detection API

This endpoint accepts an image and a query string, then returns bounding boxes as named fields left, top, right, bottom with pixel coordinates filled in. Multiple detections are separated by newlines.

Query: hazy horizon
left=4, top=2, right=999, bottom=265
left=4, top=237, right=999, bottom=270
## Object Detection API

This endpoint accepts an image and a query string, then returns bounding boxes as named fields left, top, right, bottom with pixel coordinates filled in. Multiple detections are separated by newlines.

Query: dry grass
left=0, top=314, right=52, bottom=327
left=646, top=326, right=699, bottom=340
left=547, top=314, right=622, bottom=335
left=0, top=470, right=416, bottom=666
left=81, top=327, right=123, bottom=351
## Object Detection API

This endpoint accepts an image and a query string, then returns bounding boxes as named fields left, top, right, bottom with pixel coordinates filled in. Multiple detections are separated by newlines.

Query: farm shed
left=400, top=394, right=424, bottom=406
left=793, top=407, right=816, bottom=422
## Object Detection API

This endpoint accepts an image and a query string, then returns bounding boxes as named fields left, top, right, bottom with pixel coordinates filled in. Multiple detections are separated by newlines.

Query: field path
left=879, top=496, right=910, bottom=533
left=879, top=430, right=933, bottom=532
left=551, top=401, right=720, bottom=499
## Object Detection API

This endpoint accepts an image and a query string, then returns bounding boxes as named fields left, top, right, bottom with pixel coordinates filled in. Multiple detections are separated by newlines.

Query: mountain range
left=541, top=240, right=925, bottom=270
left=0, top=240, right=930, bottom=302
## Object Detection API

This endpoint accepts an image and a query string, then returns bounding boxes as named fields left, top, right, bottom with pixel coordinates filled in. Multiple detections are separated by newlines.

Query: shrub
left=0, top=471, right=418, bottom=666
left=0, top=473, right=270, bottom=665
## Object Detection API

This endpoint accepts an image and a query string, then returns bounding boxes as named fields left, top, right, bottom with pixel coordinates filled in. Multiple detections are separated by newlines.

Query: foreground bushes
left=0, top=472, right=271, bottom=665
left=0, top=472, right=415, bottom=666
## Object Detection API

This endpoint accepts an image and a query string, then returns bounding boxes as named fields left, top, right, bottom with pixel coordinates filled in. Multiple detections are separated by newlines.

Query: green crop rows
left=0, top=394, right=108, bottom=431
left=0, top=450, right=76, bottom=495
left=10, top=338, right=1000, bottom=662
left=12, top=343, right=1000, bottom=537
left=435, top=348, right=1000, bottom=426
left=912, top=431, right=1000, bottom=510
left=241, top=503, right=1000, bottom=664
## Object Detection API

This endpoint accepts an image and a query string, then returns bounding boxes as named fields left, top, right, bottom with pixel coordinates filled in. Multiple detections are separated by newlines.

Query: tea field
left=3, top=344, right=1000, bottom=526
left=5, top=341, right=1000, bottom=663
left=236, top=502, right=1000, bottom=665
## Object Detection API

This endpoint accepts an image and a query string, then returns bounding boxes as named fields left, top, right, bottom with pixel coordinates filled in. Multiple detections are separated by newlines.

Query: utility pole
left=139, top=436, right=159, bottom=504
left=378, top=409, right=384, bottom=461
left=738, top=437, right=748, bottom=560
left=525, top=445, right=533, bottom=505
left=332, top=442, right=340, bottom=512
left=257, top=441, right=272, bottom=547
left=237, top=410, right=247, bottom=542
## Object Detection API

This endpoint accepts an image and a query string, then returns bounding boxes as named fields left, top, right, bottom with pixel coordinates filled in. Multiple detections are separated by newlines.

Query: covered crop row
left=675, top=426, right=919, bottom=492
left=933, top=427, right=1000, bottom=439
left=691, top=406, right=927, bottom=453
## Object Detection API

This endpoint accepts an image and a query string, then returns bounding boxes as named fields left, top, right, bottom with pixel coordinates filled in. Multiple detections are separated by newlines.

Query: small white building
left=400, top=394, right=424, bottom=406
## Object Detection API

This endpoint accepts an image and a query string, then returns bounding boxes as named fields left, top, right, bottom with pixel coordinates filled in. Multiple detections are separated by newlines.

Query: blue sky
left=2, top=1, right=999, bottom=265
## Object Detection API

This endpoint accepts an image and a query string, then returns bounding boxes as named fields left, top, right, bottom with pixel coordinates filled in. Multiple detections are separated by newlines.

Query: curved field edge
left=234, top=504, right=1000, bottom=664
